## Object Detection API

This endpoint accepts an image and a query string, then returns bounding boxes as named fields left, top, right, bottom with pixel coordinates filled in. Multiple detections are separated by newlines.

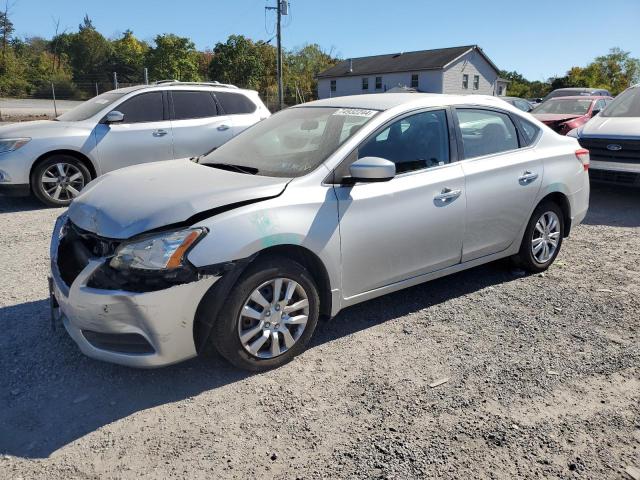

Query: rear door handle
left=153, top=129, right=168, bottom=137
left=217, top=125, right=230, bottom=131
left=518, top=171, right=539, bottom=184
left=434, top=188, right=462, bottom=202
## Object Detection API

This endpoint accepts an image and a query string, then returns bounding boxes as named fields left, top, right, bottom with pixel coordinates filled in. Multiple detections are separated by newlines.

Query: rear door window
left=172, top=91, right=218, bottom=120
left=456, top=109, right=519, bottom=158
left=215, top=91, right=257, bottom=114
left=115, top=92, right=164, bottom=123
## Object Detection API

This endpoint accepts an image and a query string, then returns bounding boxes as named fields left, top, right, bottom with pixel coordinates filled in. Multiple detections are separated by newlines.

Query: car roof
left=296, top=93, right=517, bottom=112
left=546, top=95, right=608, bottom=100
left=109, top=83, right=256, bottom=95
left=553, top=87, right=606, bottom=92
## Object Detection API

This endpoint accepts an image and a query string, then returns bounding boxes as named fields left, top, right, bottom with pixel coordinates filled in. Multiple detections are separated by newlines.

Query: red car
left=531, top=95, right=612, bottom=135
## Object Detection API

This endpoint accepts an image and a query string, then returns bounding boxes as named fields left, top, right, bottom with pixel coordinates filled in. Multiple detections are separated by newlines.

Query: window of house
left=375, top=76, right=382, bottom=90
left=116, top=92, right=164, bottom=123
left=411, top=74, right=419, bottom=89
left=358, top=109, right=450, bottom=174
left=172, top=91, right=218, bottom=120
left=330, top=80, right=336, bottom=92
left=214, top=91, right=256, bottom=114
left=362, top=78, right=369, bottom=90
left=473, top=75, right=480, bottom=90
left=456, top=108, right=519, bottom=158
left=462, top=74, right=469, bottom=89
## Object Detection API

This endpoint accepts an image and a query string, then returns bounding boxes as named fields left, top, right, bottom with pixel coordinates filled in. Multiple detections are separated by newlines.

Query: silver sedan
left=49, top=93, right=590, bottom=370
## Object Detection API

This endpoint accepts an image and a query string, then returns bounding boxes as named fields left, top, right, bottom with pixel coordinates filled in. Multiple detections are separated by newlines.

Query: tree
left=286, top=43, right=337, bottom=101
left=0, top=1, right=14, bottom=72
left=550, top=48, right=640, bottom=95
left=61, top=17, right=112, bottom=81
left=146, top=34, right=200, bottom=81
left=110, top=30, right=148, bottom=82
left=208, top=35, right=271, bottom=90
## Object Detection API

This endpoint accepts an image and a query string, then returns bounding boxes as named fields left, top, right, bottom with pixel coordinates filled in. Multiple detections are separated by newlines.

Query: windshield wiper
left=206, top=163, right=259, bottom=175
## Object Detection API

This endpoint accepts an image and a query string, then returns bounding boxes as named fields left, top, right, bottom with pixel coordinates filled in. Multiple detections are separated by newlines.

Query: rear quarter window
left=215, top=91, right=257, bottom=114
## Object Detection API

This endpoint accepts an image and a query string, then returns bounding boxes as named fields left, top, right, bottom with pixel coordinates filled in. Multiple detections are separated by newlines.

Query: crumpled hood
left=533, top=113, right=583, bottom=124
left=579, top=115, right=640, bottom=137
left=68, top=159, right=290, bottom=239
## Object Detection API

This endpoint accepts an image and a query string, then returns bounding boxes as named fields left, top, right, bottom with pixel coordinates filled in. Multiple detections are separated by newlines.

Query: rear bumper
left=0, top=183, right=30, bottom=196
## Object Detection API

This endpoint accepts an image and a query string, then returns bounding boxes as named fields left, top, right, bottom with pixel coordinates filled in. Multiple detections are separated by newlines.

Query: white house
left=317, top=45, right=508, bottom=99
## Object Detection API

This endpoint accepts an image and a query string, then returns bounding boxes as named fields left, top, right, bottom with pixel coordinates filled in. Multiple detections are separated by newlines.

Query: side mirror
left=105, top=111, right=125, bottom=124
left=348, top=157, right=396, bottom=183
left=591, top=108, right=601, bottom=117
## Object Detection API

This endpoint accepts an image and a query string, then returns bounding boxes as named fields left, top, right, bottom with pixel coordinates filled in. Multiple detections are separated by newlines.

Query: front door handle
left=434, top=188, right=462, bottom=202
left=518, top=171, right=539, bottom=184
left=217, top=125, right=230, bottom=131
left=153, top=129, right=168, bottom=137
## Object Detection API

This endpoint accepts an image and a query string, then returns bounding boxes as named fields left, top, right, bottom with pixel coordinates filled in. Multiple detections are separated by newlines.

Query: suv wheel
left=211, top=256, right=320, bottom=371
left=31, top=155, right=91, bottom=207
left=512, top=201, right=564, bottom=273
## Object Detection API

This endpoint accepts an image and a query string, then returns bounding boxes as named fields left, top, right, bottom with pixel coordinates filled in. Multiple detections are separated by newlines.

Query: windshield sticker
left=333, top=108, right=377, bottom=118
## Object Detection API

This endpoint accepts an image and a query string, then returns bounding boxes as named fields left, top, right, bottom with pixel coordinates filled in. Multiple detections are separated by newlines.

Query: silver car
left=0, top=81, right=270, bottom=206
left=49, top=93, right=590, bottom=371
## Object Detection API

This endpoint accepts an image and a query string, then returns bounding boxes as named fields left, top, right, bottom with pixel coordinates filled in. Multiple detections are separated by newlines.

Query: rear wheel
left=31, top=155, right=91, bottom=207
left=211, top=256, right=320, bottom=371
left=512, top=201, right=564, bottom=273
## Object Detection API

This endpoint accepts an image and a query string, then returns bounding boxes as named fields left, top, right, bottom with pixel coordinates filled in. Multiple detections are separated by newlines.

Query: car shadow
left=583, top=182, right=640, bottom=228
left=0, top=261, right=518, bottom=459
left=0, top=196, right=53, bottom=214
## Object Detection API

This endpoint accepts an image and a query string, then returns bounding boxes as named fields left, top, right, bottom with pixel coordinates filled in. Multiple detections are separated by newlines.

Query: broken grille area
left=56, top=222, right=120, bottom=287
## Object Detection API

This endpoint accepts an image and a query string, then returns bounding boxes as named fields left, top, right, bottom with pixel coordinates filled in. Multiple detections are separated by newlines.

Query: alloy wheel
left=41, top=163, right=85, bottom=202
left=531, top=211, right=560, bottom=264
left=237, top=277, right=310, bottom=359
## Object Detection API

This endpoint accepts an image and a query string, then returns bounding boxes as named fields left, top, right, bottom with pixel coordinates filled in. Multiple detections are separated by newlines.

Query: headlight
left=0, top=138, right=31, bottom=154
left=110, top=228, right=207, bottom=271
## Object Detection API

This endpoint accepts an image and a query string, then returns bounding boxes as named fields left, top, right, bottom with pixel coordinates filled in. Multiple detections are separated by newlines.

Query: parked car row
left=0, top=81, right=270, bottom=206
left=503, top=84, right=639, bottom=187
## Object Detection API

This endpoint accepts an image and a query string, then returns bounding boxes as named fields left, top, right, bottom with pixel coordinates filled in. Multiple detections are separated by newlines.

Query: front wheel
left=211, top=256, right=320, bottom=371
left=31, top=155, right=91, bottom=207
left=512, top=201, right=564, bottom=273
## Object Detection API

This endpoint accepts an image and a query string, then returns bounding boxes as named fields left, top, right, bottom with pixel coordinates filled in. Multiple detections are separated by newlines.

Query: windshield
left=601, top=87, right=640, bottom=117
left=202, top=106, right=379, bottom=177
left=533, top=98, right=592, bottom=115
left=57, top=92, right=127, bottom=122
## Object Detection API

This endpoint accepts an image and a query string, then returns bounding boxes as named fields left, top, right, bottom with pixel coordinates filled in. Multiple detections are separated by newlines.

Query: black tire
left=512, top=201, right=564, bottom=273
left=31, top=155, right=92, bottom=207
left=211, top=255, right=320, bottom=371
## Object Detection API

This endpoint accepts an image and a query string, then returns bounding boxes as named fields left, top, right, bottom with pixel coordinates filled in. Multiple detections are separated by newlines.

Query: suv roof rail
left=151, top=80, right=239, bottom=89
left=153, top=79, right=180, bottom=85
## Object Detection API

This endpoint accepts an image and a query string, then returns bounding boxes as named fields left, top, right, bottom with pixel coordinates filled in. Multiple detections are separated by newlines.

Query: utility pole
left=266, top=1, right=288, bottom=110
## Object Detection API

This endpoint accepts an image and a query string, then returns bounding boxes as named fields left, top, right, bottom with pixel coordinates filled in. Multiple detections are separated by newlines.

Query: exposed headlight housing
left=0, top=138, right=31, bottom=154
left=110, top=228, right=207, bottom=271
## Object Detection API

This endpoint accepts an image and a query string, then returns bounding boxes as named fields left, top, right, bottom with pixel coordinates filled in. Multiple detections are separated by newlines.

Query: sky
left=10, top=0, right=640, bottom=81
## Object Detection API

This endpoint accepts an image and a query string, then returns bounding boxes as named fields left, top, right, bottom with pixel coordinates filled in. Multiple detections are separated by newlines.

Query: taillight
left=575, top=148, right=590, bottom=171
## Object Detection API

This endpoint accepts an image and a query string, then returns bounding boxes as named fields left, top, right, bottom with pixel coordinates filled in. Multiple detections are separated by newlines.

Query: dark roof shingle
left=317, top=45, right=491, bottom=78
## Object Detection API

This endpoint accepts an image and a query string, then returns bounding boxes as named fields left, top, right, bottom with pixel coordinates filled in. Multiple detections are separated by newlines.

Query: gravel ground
left=1, top=184, right=639, bottom=479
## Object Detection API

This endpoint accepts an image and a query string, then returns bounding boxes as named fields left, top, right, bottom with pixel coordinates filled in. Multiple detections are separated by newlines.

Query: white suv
left=0, top=81, right=270, bottom=206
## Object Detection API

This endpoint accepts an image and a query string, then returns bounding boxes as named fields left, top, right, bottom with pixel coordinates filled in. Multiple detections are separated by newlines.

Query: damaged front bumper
left=49, top=218, right=219, bottom=368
